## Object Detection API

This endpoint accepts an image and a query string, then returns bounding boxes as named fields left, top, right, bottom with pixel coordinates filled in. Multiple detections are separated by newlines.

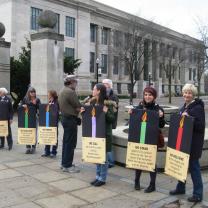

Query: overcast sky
left=95, top=0, right=208, bottom=39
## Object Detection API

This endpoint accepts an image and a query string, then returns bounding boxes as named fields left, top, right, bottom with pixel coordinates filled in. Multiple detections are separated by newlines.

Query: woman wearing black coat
left=169, top=83, right=205, bottom=203
left=129, top=87, right=165, bottom=193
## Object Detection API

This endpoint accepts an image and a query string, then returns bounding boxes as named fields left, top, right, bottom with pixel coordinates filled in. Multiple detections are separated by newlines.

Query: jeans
left=176, top=159, right=203, bottom=199
left=61, top=116, right=77, bottom=168
left=107, top=152, right=114, bottom=166
left=96, top=161, right=109, bottom=182
left=0, top=123, right=13, bottom=148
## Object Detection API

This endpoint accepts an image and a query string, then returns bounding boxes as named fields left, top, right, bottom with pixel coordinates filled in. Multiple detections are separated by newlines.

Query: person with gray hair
left=169, top=83, right=205, bottom=203
left=102, top=79, right=119, bottom=168
left=0, top=87, right=14, bottom=150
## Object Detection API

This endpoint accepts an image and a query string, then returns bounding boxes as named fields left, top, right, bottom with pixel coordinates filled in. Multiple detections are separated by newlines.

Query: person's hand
left=80, top=107, right=85, bottom=113
left=182, top=112, right=189, bottom=116
left=103, top=106, right=108, bottom=113
left=159, top=110, right=164, bottom=117
left=128, top=109, right=133, bottom=114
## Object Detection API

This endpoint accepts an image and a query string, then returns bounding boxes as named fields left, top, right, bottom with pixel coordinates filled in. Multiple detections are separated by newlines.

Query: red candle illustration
left=139, top=112, right=147, bottom=144
left=91, top=107, right=96, bottom=138
left=176, top=115, right=185, bottom=151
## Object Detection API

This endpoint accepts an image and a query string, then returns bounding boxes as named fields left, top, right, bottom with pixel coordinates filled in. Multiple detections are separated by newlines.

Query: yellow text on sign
left=82, top=137, right=106, bottom=164
left=0, top=120, right=8, bottom=137
left=18, top=128, right=36, bottom=145
left=126, top=142, right=157, bottom=172
left=38, top=127, right=57, bottom=145
left=165, top=147, right=190, bottom=182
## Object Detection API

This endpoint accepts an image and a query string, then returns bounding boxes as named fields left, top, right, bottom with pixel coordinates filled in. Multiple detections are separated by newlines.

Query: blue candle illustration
left=46, top=105, right=49, bottom=127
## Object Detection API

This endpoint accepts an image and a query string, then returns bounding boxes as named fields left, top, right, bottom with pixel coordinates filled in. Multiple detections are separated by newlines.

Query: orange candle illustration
left=140, top=112, right=147, bottom=144
left=176, top=115, right=185, bottom=151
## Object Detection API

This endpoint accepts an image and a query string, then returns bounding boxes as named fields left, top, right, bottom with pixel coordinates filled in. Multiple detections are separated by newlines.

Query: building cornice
left=45, top=0, right=202, bottom=46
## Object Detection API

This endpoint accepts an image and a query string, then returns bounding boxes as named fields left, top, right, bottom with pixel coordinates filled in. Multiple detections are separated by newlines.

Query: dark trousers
left=61, top=116, right=77, bottom=168
left=0, top=123, right=13, bottom=148
left=175, top=159, right=203, bottom=199
left=135, top=168, right=157, bottom=185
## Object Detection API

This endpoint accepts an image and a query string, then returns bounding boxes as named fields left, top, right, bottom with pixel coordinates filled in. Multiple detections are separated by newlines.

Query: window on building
left=193, top=68, right=197, bottom=81
left=65, top=47, right=75, bottom=59
left=159, top=63, right=163, bottom=78
left=90, top=24, right=96, bottom=42
left=124, top=62, right=129, bottom=75
left=31, top=7, right=42, bottom=30
left=113, top=56, right=119, bottom=75
left=178, top=67, right=181, bottom=80
left=189, top=68, right=192, bottom=80
left=54, top=13, right=60, bottom=34
left=90, top=52, right=95, bottom=73
left=101, top=54, right=108, bottom=74
left=66, top=16, right=75, bottom=37
left=114, top=30, right=122, bottom=47
left=117, top=83, right=121, bottom=94
left=189, top=50, right=192, bottom=63
left=101, top=27, right=108, bottom=45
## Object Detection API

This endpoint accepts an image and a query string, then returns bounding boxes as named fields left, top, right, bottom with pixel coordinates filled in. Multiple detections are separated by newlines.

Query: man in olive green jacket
left=58, top=75, right=81, bottom=173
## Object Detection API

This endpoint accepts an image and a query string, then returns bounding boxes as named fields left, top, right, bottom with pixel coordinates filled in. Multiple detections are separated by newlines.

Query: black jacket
left=180, top=99, right=205, bottom=160
left=21, top=97, right=41, bottom=112
left=108, top=89, right=119, bottom=129
left=135, top=101, right=165, bottom=129
left=0, top=95, right=14, bottom=120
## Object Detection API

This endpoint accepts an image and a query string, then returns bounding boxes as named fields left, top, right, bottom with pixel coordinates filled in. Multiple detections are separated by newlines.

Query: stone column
left=108, top=29, right=114, bottom=79
left=175, top=48, right=179, bottom=83
left=31, top=28, right=64, bottom=102
left=0, top=23, right=10, bottom=92
left=148, top=40, right=153, bottom=76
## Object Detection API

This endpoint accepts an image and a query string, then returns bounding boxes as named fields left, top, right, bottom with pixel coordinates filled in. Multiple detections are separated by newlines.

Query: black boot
left=144, top=183, right=155, bottom=193
left=134, top=180, right=140, bottom=190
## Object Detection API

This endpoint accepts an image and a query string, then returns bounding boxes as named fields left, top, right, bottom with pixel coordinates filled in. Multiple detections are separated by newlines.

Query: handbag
left=157, top=129, right=165, bottom=148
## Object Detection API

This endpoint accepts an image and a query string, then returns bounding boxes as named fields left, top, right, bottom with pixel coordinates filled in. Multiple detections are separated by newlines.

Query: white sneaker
left=62, top=165, right=80, bottom=173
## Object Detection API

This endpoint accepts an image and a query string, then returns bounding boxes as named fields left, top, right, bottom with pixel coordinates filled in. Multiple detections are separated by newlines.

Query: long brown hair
left=48, top=90, right=58, bottom=101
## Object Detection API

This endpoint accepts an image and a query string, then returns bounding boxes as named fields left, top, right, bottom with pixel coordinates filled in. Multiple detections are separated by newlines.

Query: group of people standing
left=0, top=76, right=205, bottom=203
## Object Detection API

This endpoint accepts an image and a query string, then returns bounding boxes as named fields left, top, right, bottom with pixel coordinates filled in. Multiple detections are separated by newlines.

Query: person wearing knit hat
left=129, top=86, right=165, bottom=193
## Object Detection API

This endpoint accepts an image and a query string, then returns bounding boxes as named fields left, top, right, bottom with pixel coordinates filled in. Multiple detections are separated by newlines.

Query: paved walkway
left=0, top=96, right=208, bottom=208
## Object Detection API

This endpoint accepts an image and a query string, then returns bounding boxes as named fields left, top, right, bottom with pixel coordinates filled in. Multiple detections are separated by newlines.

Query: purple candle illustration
left=91, top=107, right=96, bottom=138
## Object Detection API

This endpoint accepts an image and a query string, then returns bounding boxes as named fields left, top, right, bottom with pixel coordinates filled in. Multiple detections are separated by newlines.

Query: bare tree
left=160, top=45, right=187, bottom=103
left=116, top=18, right=155, bottom=104
left=195, top=23, right=208, bottom=97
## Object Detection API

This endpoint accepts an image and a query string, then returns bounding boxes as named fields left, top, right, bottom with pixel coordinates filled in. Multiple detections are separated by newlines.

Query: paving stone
left=0, top=164, right=8, bottom=170
left=42, top=161, right=61, bottom=170
left=126, top=190, right=167, bottom=202
left=0, top=176, right=42, bottom=190
left=0, top=169, right=22, bottom=180
left=81, top=194, right=146, bottom=208
left=71, top=186, right=118, bottom=203
left=102, top=179, right=134, bottom=194
left=9, top=202, right=42, bottom=208
left=15, top=184, right=63, bottom=201
left=50, top=178, right=90, bottom=192
left=35, top=193, right=87, bottom=208
left=5, top=160, right=35, bottom=168
left=15, top=164, right=50, bottom=175
left=32, top=170, right=69, bottom=183
left=0, top=190, right=27, bottom=208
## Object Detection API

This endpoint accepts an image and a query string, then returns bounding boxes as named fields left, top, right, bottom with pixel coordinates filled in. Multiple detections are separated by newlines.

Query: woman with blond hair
left=169, top=83, right=205, bottom=203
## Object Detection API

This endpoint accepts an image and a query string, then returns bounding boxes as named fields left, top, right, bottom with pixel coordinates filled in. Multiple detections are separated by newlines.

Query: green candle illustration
left=140, top=111, right=147, bottom=144
left=24, top=106, right=29, bottom=128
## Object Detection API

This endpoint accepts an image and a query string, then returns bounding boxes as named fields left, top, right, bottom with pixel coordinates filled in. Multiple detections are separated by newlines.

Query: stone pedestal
left=0, top=38, right=11, bottom=91
left=30, top=28, right=64, bottom=102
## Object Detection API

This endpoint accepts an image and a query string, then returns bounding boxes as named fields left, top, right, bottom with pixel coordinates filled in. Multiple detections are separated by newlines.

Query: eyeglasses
left=30, top=91, right=36, bottom=93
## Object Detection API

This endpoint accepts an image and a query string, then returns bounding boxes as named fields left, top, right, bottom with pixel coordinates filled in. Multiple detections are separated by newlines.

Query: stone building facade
left=0, top=0, right=204, bottom=96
